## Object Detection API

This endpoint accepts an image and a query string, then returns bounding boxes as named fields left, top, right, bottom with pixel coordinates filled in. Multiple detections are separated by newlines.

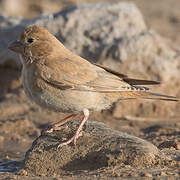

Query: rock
left=54, top=2, right=147, bottom=62
left=101, top=30, right=179, bottom=82
left=21, top=120, right=161, bottom=176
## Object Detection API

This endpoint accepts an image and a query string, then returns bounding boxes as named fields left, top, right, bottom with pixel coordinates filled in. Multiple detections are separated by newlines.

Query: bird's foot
left=57, top=109, right=89, bottom=147
left=41, top=124, right=67, bottom=135
left=57, top=131, right=83, bottom=148
left=41, top=125, right=53, bottom=135
left=41, top=114, right=76, bottom=135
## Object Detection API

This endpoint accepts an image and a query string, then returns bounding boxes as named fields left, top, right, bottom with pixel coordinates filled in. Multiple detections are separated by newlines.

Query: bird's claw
left=41, top=126, right=53, bottom=135
left=57, top=131, right=83, bottom=148
left=41, top=125, right=65, bottom=135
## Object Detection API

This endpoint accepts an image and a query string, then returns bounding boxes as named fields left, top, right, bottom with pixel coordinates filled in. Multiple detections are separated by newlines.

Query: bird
left=8, top=25, right=178, bottom=147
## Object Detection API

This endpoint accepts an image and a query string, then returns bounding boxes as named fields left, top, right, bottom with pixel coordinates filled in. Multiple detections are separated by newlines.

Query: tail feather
left=118, top=91, right=178, bottom=102
left=124, top=78, right=160, bottom=85
left=94, top=64, right=178, bottom=101
left=144, top=92, right=178, bottom=101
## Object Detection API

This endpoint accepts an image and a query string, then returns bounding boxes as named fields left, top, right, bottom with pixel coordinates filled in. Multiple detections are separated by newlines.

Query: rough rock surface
left=20, top=120, right=170, bottom=177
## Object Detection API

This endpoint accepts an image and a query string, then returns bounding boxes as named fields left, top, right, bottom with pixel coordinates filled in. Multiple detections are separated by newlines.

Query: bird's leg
left=42, top=114, right=77, bottom=134
left=58, top=109, right=89, bottom=148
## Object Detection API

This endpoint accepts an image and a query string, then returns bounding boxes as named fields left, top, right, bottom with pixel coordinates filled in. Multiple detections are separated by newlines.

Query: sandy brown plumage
left=8, top=25, right=178, bottom=146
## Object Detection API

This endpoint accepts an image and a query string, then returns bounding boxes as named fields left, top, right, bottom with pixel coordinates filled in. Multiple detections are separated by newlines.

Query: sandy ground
left=0, top=0, right=180, bottom=179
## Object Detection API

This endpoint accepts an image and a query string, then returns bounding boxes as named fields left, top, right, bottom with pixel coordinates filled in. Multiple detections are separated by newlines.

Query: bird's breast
left=21, top=66, right=78, bottom=112
left=22, top=66, right=51, bottom=108
left=21, top=66, right=115, bottom=113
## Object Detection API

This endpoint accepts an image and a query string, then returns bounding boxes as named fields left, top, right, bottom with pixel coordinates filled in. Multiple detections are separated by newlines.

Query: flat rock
left=20, top=120, right=162, bottom=177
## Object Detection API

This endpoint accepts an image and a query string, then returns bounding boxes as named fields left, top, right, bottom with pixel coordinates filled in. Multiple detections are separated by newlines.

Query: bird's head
left=8, top=25, right=63, bottom=64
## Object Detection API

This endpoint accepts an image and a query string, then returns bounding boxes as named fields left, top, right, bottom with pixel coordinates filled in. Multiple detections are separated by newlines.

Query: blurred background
left=0, top=0, right=180, bottom=42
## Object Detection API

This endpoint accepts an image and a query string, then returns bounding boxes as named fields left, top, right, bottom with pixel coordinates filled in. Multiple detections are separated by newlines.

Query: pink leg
left=41, top=114, right=77, bottom=134
left=58, top=109, right=89, bottom=148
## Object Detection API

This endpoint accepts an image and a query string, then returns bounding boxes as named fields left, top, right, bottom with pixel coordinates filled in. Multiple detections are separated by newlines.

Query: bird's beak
left=8, top=40, right=23, bottom=54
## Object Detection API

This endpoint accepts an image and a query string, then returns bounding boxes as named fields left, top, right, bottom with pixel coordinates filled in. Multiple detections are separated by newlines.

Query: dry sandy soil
left=0, top=0, right=180, bottom=179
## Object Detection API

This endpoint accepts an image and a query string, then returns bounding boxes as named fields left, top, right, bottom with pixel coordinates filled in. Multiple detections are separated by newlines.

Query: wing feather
left=38, top=58, right=154, bottom=92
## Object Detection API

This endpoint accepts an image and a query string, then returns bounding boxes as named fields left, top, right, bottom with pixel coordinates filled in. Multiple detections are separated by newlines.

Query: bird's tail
left=118, top=91, right=178, bottom=101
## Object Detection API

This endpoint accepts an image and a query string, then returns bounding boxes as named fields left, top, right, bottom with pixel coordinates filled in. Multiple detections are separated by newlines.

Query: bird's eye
left=27, top=38, right=34, bottom=43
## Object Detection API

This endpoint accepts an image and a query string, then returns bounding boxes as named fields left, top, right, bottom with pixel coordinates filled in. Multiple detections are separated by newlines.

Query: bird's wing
left=38, top=57, right=98, bottom=90
left=37, top=58, right=178, bottom=101
left=94, top=63, right=160, bottom=85
left=38, top=57, right=154, bottom=92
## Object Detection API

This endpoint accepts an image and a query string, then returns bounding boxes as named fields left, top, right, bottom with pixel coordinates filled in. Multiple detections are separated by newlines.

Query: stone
left=22, top=120, right=159, bottom=176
